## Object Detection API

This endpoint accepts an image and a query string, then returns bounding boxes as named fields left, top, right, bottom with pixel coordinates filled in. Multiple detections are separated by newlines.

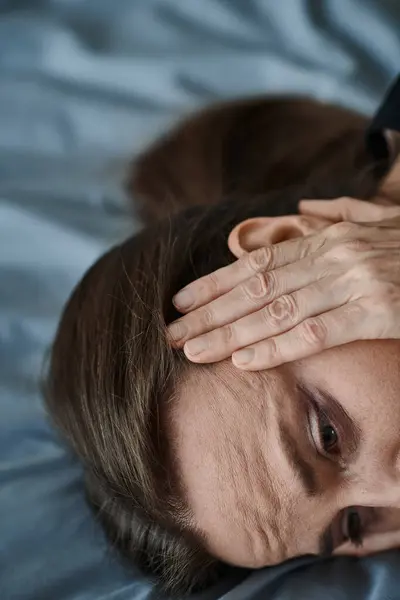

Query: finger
left=299, top=197, right=390, bottom=223
left=172, top=233, right=326, bottom=313
left=182, top=276, right=343, bottom=362
left=171, top=248, right=269, bottom=312
left=169, top=253, right=328, bottom=346
left=171, top=232, right=400, bottom=347
left=231, top=301, right=371, bottom=370
left=334, top=529, right=400, bottom=556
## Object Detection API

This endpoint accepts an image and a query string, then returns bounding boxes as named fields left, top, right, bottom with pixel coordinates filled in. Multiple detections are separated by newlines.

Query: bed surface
left=1, top=1, right=400, bottom=599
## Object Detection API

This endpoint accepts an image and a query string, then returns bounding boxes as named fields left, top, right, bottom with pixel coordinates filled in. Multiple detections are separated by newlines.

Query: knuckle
left=203, top=271, right=220, bottom=297
left=248, top=246, right=273, bottom=272
left=300, top=317, right=327, bottom=349
left=218, top=324, right=236, bottom=346
left=263, top=337, right=281, bottom=364
left=263, top=271, right=277, bottom=302
left=199, top=307, right=215, bottom=329
left=301, top=233, right=326, bottom=258
left=241, top=273, right=269, bottom=302
left=267, top=295, right=299, bottom=325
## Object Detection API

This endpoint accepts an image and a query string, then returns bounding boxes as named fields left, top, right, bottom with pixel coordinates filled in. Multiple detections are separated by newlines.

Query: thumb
left=299, top=197, right=387, bottom=223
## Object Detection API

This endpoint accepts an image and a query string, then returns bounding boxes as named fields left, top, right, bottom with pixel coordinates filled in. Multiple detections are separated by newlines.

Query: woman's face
left=172, top=339, right=400, bottom=567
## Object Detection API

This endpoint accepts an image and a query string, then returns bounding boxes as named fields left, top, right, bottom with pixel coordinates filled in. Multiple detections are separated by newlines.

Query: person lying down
left=44, top=95, right=400, bottom=596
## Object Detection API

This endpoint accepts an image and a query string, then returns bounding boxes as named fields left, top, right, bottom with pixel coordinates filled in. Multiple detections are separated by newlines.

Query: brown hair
left=45, top=97, right=388, bottom=596
left=129, top=96, right=379, bottom=224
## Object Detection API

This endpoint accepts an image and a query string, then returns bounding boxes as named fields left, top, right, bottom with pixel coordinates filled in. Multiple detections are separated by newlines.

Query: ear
left=228, top=214, right=329, bottom=258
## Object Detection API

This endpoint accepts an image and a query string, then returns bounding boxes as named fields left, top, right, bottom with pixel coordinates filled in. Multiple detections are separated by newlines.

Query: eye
left=329, top=507, right=367, bottom=551
left=309, top=405, right=340, bottom=458
left=320, top=417, right=339, bottom=454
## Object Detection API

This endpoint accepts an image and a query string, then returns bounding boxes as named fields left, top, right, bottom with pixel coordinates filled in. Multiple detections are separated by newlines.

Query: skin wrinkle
left=174, top=338, right=400, bottom=567
left=214, top=371, right=282, bottom=566
left=246, top=446, right=275, bottom=564
left=210, top=367, right=268, bottom=537
left=216, top=368, right=273, bottom=507
left=221, top=371, right=284, bottom=564
left=249, top=379, right=289, bottom=562
left=175, top=360, right=297, bottom=565
left=203, top=364, right=235, bottom=519
left=249, top=448, right=286, bottom=565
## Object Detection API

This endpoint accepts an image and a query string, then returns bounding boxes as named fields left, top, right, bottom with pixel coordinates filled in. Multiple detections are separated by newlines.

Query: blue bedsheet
left=1, top=1, right=400, bottom=599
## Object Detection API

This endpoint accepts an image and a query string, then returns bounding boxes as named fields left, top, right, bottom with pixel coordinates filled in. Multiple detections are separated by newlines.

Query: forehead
left=170, top=360, right=299, bottom=565
left=293, top=340, right=400, bottom=408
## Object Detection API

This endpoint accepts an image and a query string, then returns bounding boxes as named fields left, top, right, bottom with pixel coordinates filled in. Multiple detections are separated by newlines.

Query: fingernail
left=233, top=348, right=255, bottom=366
left=168, top=321, right=188, bottom=341
left=185, top=336, right=208, bottom=356
left=173, top=288, right=194, bottom=310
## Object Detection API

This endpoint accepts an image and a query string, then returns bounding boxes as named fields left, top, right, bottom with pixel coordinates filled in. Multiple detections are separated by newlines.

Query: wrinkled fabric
left=1, top=1, right=400, bottom=599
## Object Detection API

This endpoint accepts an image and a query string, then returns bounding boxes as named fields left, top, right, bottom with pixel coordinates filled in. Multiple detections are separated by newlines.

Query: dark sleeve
left=366, top=75, right=400, bottom=161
